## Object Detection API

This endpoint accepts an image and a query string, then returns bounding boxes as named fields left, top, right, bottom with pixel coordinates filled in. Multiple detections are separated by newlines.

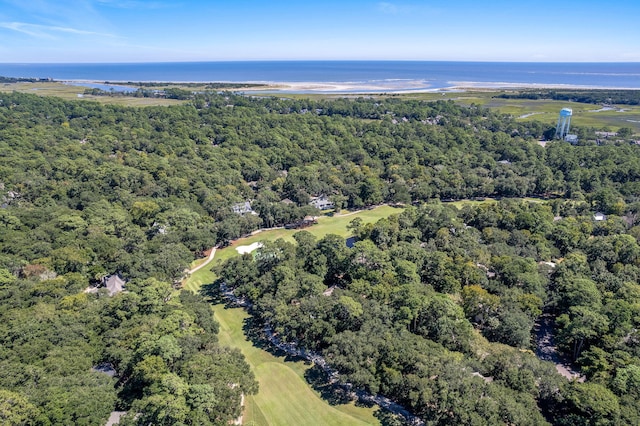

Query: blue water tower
left=555, top=108, right=572, bottom=139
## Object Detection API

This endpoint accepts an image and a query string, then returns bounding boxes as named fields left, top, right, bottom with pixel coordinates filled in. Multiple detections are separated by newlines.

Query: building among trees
left=232, top=201, right=256, bottom=215
left=309, top=195, right=334, bottom=210
left=102, top=274, right=126, bottom=296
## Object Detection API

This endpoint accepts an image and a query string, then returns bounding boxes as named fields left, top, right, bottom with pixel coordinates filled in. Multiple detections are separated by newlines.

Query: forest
left=218, top=200, right=640, bottom=425
left=0, top=77, right=53, bottom=83
left=1, top=89, right=639, bottom=424
left=0, top=275, right=256, bottom=425
left=82, top=82, right=267, bottom=100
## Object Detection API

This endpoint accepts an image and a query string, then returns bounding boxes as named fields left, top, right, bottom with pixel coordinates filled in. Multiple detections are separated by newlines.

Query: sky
left=0, top=0, right=639, bottom=63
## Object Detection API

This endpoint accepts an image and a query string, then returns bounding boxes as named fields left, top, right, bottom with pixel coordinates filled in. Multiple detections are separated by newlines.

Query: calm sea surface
left=1, top=61, right=639, bottom=91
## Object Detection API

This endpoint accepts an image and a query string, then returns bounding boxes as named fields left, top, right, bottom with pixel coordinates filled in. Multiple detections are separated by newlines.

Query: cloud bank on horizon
left=0, top=0, right=638, bottom=62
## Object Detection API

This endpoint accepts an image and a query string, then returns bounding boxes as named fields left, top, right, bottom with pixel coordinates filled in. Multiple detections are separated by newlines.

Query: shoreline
left=60, top=78, right=640, bottom=94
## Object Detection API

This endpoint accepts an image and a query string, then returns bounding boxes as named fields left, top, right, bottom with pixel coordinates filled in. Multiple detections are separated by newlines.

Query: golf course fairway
left=213, top=305, right=381, bottom=425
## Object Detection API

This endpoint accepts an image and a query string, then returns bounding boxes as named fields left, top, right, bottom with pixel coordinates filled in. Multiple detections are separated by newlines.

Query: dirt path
left=233, top=393, right=244, bottom=425
left=534, top=314, right=585, bottom=381
left=105, top=411, right=126, bottom=426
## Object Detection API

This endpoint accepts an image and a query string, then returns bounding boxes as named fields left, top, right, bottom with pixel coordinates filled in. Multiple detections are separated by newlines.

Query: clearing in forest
left=183, top=205, right=403, bottom=292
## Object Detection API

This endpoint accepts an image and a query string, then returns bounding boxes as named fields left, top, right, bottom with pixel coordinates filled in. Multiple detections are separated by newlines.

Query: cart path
left=187, top=248, right=217, bottom=274
left=534, top=314, right=585, bottom=381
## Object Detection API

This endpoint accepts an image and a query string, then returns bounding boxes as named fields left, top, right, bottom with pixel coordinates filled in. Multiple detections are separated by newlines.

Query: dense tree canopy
left=0, top=271, right=256, bottom=425
left=218, top=198, right=640, bottom=424
left=1, top=90, right=640, bottom=424
left=2, top=91, right=640, bottom=282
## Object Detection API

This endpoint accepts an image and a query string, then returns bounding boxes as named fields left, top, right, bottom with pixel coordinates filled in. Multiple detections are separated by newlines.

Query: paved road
left=534, top=314, right=585, bottom=381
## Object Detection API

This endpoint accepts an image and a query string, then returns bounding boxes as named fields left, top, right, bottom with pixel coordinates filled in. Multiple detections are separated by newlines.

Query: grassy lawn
left=185, top=200, right=554, bottom=292
left=214, top=305, right=380, bottom=426
left=184, top=206, right=405, bottom=425
left=188, top=251, right=213, bottom=269
left=183, top=205, right=404, bottom=292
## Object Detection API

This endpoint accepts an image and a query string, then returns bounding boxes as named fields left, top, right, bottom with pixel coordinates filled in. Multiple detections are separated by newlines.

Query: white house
left=309, top=195, right=334, bottom=210
left=232, top=201, right=256, bottom=215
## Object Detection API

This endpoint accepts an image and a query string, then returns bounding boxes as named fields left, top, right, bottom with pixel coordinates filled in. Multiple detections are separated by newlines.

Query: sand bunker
left=236, top=242, right=263, bottom=254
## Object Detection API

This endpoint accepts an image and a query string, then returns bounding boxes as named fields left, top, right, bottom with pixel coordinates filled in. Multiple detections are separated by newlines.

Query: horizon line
left=2, top=59, right=640, bottom=65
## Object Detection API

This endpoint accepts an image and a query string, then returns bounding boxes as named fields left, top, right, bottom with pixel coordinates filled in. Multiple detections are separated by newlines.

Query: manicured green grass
left=311, top=205, right=403, bottom=238
left=183, top=205, right=404, bottom=292
left=184, top=264, right=218, bottom=293
left=187, top=249, right=219, bottom=271
left=214, top=305, right=380, bottom=426
left=186, top=206, right=404, bottom=424
left=185, top=200, right=553, bottom=292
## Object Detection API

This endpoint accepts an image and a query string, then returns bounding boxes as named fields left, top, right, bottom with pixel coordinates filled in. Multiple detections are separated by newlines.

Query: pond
left=64, top=81, right=138, bottom=93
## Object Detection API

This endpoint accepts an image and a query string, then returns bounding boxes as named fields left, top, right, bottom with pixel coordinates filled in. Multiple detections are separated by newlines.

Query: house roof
left=232, top=201, right=254, bottom=214
left=103, top=274, right=125, bottom=296
left=309, top=195, right=334, bottom=209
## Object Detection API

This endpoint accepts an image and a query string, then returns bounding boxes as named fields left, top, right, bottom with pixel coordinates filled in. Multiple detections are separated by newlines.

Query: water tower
left=555, top=108, right=572, bottom=139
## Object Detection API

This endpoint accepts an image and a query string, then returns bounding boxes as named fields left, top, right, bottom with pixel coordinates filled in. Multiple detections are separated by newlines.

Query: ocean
left=1, top=61, right=639, bottom=92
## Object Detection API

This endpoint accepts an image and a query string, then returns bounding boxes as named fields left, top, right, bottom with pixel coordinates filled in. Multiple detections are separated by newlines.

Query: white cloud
left=0, top=21, right=116, bottom=39
left=0, top=1, right=119, bottom=39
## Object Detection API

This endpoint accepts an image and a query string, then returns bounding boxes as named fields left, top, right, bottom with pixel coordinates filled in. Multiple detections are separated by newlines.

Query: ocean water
left=1, top=61, right=639, bottom=91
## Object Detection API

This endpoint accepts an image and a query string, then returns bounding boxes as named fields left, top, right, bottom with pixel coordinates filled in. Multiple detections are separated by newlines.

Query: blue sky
left=0, top=0, right=638, bottom=62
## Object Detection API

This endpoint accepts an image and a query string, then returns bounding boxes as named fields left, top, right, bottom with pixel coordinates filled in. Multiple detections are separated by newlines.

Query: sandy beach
left=61, top=77, right=640, bottom=96
left=5, top=62, right=639, bottom=95
left=238, top=79, right=435, bottom=93
left=238, top=80, right=640, bottom=94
